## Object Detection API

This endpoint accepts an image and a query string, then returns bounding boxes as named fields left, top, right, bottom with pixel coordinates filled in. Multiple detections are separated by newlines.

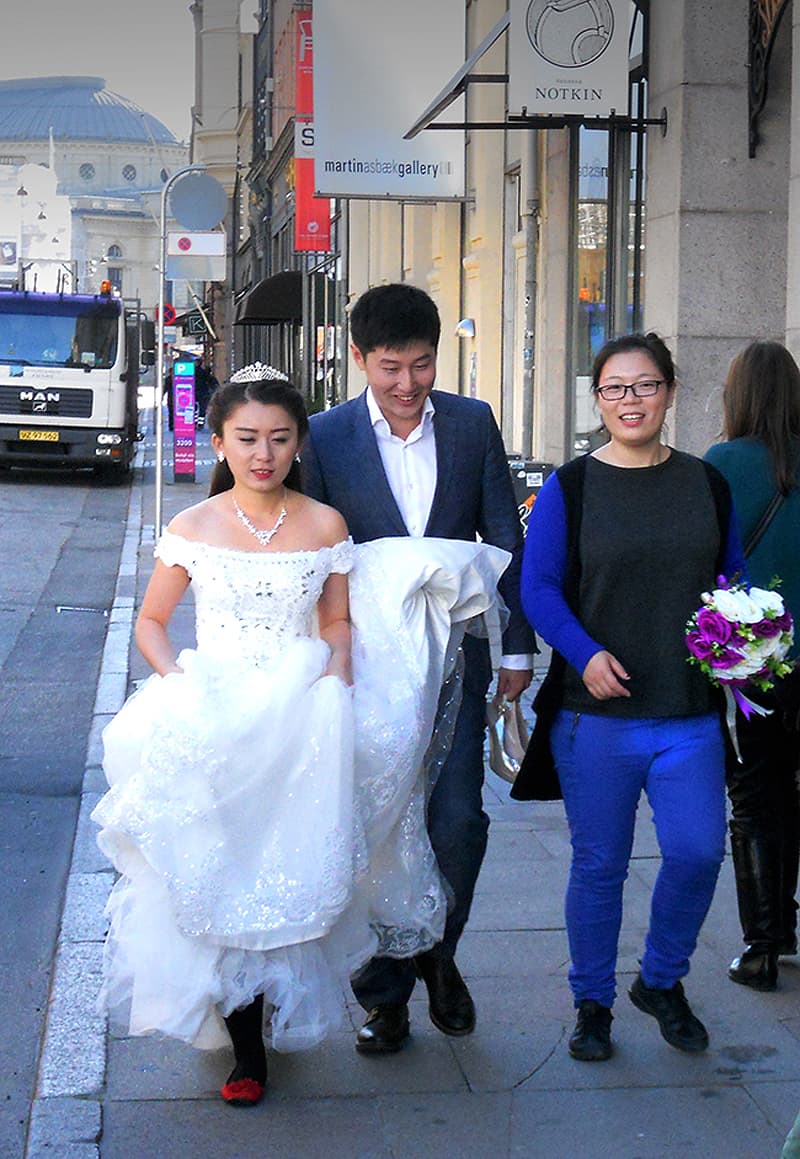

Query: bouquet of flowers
left=686, top=578, right=794, bottom=717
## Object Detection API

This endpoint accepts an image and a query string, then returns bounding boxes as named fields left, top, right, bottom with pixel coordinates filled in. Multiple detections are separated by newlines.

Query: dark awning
left=234, top=270, right=331, bottom=326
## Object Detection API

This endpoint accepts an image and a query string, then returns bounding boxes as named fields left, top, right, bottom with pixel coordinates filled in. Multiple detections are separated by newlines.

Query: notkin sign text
left=536, top=86, right=603, bottom=101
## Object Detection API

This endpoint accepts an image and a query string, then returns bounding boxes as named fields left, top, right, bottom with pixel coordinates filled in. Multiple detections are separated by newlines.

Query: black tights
left=223, top=994, right=267, bottom=1085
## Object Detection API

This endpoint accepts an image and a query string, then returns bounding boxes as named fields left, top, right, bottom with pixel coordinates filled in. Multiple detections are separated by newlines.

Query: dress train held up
left=92, top=534, right=509, bottom=1052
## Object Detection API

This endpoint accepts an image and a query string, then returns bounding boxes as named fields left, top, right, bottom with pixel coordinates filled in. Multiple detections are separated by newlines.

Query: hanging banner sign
left=296, top=13, right=314, bottom=115
left=509, top=0, right=630, bottom=118
left=313, top=0, right=465, bottom=200
left=294, top=152, right=332, bottom=252
left=293, top=15, right=332, bottom=252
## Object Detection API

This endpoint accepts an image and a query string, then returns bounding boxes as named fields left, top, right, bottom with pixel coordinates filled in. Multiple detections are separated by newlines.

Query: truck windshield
left=0, top=298, right=120, bottom=370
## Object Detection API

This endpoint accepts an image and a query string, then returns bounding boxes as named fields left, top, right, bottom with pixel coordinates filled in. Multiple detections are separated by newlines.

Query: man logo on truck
left=21, top=391, right=60, bottom=403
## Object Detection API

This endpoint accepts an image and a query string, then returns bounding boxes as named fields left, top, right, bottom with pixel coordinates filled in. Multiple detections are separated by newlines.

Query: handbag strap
left=743, top=489, right=785, bottom=557
left=743, top=444, right=800, bottom=557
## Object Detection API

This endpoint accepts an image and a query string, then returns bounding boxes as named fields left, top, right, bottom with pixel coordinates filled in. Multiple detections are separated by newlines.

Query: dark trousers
left=728, top=693, right=800, bottom=948
left=351, top=635, right=492, bottom=1010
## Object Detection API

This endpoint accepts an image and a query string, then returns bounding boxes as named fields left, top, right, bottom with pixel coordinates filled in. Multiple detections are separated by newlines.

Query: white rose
left=752, top=636, right=782, bottom=662
left=723, top=654, right=767, bottom=679
left=722, top=635, right=789, bottom=680
left=748, top=587, right=786, bottom=617
left=711, top=588, right=764, bottom=624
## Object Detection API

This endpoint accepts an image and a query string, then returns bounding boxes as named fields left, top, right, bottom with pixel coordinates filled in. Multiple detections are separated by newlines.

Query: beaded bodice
left=156, top=530, right=354, bottom=668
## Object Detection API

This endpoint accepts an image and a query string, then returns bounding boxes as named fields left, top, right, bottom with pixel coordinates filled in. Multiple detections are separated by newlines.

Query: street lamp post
left=155, top=164, right=208, bottom=538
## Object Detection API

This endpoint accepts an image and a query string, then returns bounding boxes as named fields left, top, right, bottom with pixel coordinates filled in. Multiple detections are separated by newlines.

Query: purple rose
left=775, top=611, right=794, bottom=632
left=686, top=631, right=714, bottom=661
left=696, top=608, right=733, bottom=645
left=752, top=618, right=782, bottom=639
left=709, top=646, right=745, bottom=668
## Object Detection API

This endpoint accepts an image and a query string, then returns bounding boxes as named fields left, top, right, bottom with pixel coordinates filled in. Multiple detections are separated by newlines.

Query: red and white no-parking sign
left=156, top=303, right=177, bottom=325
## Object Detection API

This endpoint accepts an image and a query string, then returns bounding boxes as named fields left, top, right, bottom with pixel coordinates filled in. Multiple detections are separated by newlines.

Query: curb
left=25, top=450, right=146, bottom=1159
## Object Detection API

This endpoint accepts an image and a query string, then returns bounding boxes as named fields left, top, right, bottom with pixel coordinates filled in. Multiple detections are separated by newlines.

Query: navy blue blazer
left=301, top=389, right=536, bottom=657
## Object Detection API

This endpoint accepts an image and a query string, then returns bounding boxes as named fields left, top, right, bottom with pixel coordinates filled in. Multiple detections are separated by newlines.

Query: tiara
left=230, top=362, right=290, bottom=384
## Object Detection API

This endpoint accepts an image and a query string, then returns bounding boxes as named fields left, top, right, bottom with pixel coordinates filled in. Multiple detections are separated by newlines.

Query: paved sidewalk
left=26, top=413, right=800, bottom=1158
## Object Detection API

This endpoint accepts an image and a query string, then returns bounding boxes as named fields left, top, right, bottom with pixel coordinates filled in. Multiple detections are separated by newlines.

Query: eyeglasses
left=594, top=379, right=667, bottom=401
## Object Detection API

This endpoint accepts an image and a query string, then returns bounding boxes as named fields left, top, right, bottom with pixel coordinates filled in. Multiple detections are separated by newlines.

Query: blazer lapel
left=352, top=392, right=409, bottom=536
left=425, top=395, right=457, bottom=536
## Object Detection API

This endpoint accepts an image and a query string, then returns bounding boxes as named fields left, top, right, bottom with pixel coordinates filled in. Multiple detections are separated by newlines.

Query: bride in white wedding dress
left=92, top=368, right=510, bottom=1107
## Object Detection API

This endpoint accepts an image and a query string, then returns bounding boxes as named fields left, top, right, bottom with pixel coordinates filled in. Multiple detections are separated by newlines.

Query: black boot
left=728, top=832, right=782, bottom=990
left=221, top=994, right=267, bottom=1105
left=729, top=945, right=778, bottom=990
left=729, top=695, right=800, bottom=977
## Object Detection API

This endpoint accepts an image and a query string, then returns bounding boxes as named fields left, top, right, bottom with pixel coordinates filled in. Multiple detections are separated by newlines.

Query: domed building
left=0, top=76, right=188, bottom=305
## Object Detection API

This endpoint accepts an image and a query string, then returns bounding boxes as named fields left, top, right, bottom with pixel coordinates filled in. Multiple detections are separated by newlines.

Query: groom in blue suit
left=302, top=283, right=535, bottom=1053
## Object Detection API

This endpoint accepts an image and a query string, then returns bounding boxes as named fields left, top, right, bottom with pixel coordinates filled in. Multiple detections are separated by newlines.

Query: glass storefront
left=571, top=73, right=648, bottom=455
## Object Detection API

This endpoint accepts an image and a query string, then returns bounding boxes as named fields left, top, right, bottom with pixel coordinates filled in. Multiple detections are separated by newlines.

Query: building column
left=645, top=0, right=791, bottom=453
left=785, top=3, right=800, bottom=358
left=535, top=129, right=572, bottom=466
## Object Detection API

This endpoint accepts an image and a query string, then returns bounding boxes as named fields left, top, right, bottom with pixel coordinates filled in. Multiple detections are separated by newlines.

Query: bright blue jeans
left=551, top=709, right=726, bottom=1009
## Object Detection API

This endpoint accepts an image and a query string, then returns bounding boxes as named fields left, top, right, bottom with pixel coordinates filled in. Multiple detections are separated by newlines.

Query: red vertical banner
left=294, top=12, right=331, bottom=253
left=296, top=13, right=314, bottom=117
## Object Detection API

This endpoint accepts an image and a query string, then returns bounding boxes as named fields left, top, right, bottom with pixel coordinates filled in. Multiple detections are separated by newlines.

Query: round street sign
left=157, top=303, right=177, bottom=325
left=169, top=171, right=228, bottom=230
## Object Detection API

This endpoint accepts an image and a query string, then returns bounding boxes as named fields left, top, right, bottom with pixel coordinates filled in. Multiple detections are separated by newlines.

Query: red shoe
left=220, top=1076, right=265, bottom=1107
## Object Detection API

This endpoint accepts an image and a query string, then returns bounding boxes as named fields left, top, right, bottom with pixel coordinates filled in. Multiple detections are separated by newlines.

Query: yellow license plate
left=19, top=429, right=59, bottom=442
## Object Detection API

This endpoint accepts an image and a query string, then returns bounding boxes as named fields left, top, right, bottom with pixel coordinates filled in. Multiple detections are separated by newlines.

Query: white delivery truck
left=0, top=284, right=154, bottom=477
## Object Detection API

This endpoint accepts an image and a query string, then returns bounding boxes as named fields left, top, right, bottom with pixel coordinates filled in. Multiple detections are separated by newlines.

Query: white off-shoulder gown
left=92, top=533, right=509, bottom=1052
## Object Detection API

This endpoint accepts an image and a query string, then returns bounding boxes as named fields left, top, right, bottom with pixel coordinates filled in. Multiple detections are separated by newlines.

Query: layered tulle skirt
left=92, top=537, right=510, bottom=1052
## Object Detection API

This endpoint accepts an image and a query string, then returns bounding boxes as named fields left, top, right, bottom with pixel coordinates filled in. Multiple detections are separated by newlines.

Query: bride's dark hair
left=206, top=376, right=309, bottom=497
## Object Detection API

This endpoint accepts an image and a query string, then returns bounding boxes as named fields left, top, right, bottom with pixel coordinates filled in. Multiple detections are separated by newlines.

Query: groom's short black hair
left=349, top=283, right=441, bottom=355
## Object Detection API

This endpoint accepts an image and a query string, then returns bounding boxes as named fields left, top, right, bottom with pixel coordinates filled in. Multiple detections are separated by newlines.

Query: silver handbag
left=486, top=694, right=530, bottom=783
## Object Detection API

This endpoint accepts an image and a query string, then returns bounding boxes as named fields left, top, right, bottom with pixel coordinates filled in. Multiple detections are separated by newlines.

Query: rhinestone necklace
left=232, top=491, right=288, bottom=546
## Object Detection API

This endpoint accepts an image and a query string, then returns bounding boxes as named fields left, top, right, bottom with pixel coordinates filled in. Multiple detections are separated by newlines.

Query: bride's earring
left=294, top=453, right=301, bottom=463
left=216, top=451, right=225, bottom=463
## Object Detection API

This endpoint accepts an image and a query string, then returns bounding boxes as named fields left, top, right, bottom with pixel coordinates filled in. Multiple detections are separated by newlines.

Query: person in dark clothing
left=163, top=369, right=174, bottom=431
left=193, top=356, right=219, bottom=426
left=302, top=283, right=534, bottom=1055
left=705, top=340, right=800, bottom=991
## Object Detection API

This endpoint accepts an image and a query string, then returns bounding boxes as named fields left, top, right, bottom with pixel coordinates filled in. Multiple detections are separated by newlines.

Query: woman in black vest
left=516, top=333, right=743, bottom=1062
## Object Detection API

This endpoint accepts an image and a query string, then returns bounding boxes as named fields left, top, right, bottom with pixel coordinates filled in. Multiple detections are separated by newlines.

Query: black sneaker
left=568, top=999, right=613, bottom=1061
left=628, top=973, right=709, bottom=1052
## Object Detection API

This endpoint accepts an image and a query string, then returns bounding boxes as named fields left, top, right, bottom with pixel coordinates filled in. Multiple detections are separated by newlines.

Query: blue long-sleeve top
left=521, top=452, right=746, bottom=717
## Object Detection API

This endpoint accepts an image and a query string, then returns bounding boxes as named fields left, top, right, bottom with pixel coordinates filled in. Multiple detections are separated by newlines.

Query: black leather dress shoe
left=355, top=1004, right=410, bottom=1054
left=728, top=946, right=779, bottom=991
left=415, top=954, right=476, bottom=1036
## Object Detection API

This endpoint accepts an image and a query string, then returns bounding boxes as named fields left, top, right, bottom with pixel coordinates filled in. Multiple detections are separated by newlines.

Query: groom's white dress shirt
left=366, top=386, right=532, bottom=671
